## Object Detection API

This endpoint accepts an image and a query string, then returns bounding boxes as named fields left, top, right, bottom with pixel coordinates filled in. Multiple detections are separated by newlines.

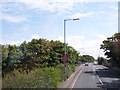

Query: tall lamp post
left=63, top=18, right=79, bottom=81
left=64, top=18, right=79, bottom=56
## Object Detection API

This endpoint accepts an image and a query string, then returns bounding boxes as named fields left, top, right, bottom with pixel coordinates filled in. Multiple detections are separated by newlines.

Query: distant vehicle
left=85, top=63, right=89, bottom=66
left=94, top=61, right=98, bottom=65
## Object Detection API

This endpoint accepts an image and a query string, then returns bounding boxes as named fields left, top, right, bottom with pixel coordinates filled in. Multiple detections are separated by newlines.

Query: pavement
left=58, top=64, right=84, bottom=88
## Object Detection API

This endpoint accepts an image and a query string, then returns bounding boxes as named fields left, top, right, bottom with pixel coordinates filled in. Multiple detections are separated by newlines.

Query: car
left=85, top=63, right=89, bottom=66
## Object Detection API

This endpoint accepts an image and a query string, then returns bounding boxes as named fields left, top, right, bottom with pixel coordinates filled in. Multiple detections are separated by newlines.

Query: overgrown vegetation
left=1, top=38, right=80, bottom=88
left=2, top=64, right=76, bottom=88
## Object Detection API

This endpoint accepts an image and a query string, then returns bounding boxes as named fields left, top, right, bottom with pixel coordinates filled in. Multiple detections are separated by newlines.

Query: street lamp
left=64, top=18, right=79, bottom=56
left=63, top=18, right=79, bottom=81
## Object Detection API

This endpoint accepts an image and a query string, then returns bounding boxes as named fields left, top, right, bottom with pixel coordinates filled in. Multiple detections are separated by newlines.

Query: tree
left=97, top=57, right=109, bottom=67
left=2, top=44, right=21, bottom=76
left=100, top=33, right=120, bottom=68
left=79, top=55, right=94, bottom=63
left=2, top=38, right=81, bottom=75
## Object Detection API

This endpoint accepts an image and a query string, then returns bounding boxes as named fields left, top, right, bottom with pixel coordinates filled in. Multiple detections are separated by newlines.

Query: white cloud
left=2, top=0, right=117, bottom=18
left=69, top=11, right=106, bottom=19
left=106, top=13, right=118, bottom=27
left=2, top=40, right=25, bottom=45
left=31, top=34, right=40, bottom=39
left=2, top=34, right=40, bottom=45
left=21, top=24, right=30, bottom=32
left=4, top=0, right=77, bottom=13
left=110, top=5, right=118, bottom=10
left=81, top=39, right=104, bottom=58
left=96, top=34, right=107, bottom=40
left=58, top=35, right=84, bottom=50
left=57, top=35, right=105, bottom=59
left=4, top=0, right=102, bottom=14
left=112, top=13, right=118, bottom=17
left=109, top=6, right=118, bottom=18
left=2, top=0, right=119, bottom=14
left=67, top=36, right=85, bottom=50
left=3, top=0, right=119, bottom=3
left=69, top=12, right=96, bottom=18
left=1, top=13, right=27, bottom=23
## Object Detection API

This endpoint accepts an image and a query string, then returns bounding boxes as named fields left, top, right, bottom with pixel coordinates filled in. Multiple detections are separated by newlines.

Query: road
left=73, top=63, right=120, bottom=89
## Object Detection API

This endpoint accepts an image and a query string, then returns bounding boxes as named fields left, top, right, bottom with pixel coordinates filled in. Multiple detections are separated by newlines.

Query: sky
left=0, top=0, right=119, bottom=59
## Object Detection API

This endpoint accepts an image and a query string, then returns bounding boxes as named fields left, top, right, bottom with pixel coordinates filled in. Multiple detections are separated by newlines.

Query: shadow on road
left=83, top=70, right=96, bottom=76
left=96, top=68, right=120, bottom=89
left=84, top=71, right=93, bottom=74
left=96, top=68, right=119, bottom=78
left=83, top=68, right=120, bottom=89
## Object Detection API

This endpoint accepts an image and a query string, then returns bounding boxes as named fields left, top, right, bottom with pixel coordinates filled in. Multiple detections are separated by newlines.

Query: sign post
left=61, top=55, right=68, bottom=63
left=61, top=55, right=68, bottom=81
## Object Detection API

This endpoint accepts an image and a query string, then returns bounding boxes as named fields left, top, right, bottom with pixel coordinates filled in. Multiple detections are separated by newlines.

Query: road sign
left=61, top=55, right=68, bottom=63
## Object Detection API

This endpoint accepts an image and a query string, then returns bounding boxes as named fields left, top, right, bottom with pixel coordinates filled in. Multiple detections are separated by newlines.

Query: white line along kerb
left=71, top=65, right=84, bottom=88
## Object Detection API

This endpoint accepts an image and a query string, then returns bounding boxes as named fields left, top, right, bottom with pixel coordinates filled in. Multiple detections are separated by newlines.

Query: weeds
left=2, top=64, right=76, bottom=88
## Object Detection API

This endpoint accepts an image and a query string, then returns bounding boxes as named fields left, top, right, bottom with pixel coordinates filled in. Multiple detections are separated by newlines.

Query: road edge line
left=93, top=66, right=104, bottom=85
left=96, top=75, right=103, bottom=85
left=71, top=65, right=84, bottom=88
left=94, top=66, right=107, bottom=90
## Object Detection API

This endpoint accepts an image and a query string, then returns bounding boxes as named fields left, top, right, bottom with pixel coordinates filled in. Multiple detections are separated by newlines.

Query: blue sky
left=1, top=0, right=119, bottom=58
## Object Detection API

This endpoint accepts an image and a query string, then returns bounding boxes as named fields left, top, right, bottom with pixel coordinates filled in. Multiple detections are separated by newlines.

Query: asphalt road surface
left=73, top=63, right=120, bottom=90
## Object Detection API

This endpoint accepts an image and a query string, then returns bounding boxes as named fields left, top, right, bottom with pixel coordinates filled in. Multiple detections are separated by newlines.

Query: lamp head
left=73, top=18, right=79, bottom=20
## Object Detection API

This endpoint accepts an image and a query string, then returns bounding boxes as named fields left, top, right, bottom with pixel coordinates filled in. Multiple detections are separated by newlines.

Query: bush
left=2, top=66, right=63, bottom=88
left=66, top=64, right=76, bottom=78
left=2, top=63, right=77, bottom=88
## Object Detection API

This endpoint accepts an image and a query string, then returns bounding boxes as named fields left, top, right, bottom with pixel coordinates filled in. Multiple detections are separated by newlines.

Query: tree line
left=1, top=39, right=82, bottom=76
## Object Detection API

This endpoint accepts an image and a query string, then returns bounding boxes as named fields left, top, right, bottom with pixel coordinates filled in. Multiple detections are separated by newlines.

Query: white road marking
left=96, top=75, right=104, bottom=85
left=93, top=66, right=96, bottom=75
left=71, top=65, right=84, bottom=88
left=96, top=74, right=108, bottom=90
left=93, top=65, right=104, bottom=85
left=94, top=65, right=108, bottom=90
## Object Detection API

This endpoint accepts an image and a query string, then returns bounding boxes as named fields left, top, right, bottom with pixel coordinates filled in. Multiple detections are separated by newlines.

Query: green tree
left=79, top=55, right=94, bottom=63
left=97, top=57, right=109, bottom=67
left=100, top=33, right=120, bottom=68
left=2, top=38, right=81, bottom=75
left=2, top=44, right=21, bottom=76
